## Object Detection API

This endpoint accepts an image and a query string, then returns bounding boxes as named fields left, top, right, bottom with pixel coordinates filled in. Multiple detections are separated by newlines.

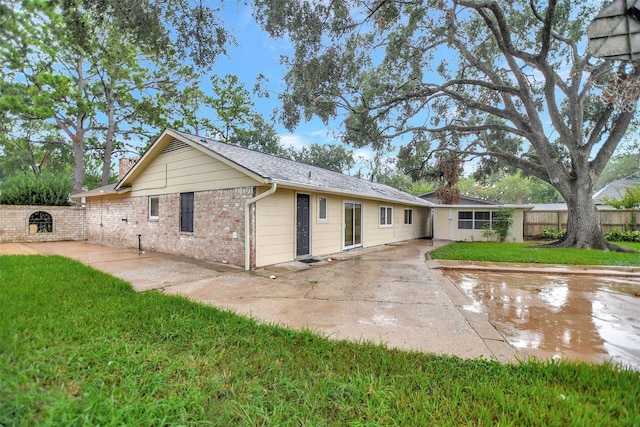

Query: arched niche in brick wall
left=28, top=211, right=53, bottom=234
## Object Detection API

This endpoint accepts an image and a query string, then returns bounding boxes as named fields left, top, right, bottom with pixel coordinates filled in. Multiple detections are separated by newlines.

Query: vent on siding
left=161, top=138, right=189, bottom=154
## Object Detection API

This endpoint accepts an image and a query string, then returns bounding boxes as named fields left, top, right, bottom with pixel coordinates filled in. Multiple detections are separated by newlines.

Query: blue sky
left=207, top=3, right=377, bottom=172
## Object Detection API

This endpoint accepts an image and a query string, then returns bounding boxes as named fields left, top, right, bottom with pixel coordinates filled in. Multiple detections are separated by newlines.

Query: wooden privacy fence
left=524, top=209, right=639, bottom=238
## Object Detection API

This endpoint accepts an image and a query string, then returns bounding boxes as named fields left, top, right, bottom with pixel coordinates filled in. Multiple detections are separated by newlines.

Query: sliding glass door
left=344, top=202, right=362, bottom=249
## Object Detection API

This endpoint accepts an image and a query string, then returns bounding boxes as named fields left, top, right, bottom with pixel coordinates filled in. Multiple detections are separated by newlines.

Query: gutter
left=244, top=182, right=278, bottom=271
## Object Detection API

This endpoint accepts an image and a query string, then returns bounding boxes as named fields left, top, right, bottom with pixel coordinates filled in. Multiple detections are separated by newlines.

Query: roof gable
left=593, top=177, right=640, bottom=201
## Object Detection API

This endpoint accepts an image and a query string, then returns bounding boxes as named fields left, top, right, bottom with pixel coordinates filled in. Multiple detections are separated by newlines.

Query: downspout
left=244, top=183, right=278, bottom=271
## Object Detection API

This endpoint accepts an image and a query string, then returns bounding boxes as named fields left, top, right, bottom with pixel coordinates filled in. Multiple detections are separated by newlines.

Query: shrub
left=0, top=172, right=72, bottom=206
left=601, top=184, right=640, bottom=209
left=482, top=209, right=514, bottom=242
left=605, top=228, right=640, bottom=242
left=493, top=209, right=514, bottom=242
left=540, top=227, right=566, bottom=240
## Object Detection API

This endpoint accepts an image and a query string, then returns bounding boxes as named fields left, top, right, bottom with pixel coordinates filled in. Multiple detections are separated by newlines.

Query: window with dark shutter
left=180, top=192, right=194, bottom=232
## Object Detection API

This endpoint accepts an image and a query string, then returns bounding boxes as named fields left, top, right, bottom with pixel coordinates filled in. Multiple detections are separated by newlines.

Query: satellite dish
left=588, top=0, right=640, bottom=60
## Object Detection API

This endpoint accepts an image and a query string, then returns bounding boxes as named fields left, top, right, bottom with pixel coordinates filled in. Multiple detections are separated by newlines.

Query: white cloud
left=279, top=134, right=309, bottom=150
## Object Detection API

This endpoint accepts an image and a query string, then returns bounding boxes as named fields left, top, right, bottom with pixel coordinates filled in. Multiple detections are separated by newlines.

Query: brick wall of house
left=84, top=194, right=134, bottom=247
left=84, top=187, right=255, bottom=267
left=0, top=205, right=85, bottom=243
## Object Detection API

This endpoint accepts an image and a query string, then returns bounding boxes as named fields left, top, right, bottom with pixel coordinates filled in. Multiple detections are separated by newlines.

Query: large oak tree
left=254, top=0, right=639, bottom=250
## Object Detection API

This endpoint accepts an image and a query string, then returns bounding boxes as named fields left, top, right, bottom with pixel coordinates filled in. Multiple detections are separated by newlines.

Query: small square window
left=318, top=197, right=328, bottom=220
left=404, top=209, right=413, bottom=225
left=380, top=206, right=393, bottom=226
left=149, top=196, right=159, bottom=220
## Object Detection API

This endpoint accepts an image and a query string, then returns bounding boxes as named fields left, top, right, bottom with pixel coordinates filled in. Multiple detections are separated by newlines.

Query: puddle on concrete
left=444, top=271, right=640, bottom=369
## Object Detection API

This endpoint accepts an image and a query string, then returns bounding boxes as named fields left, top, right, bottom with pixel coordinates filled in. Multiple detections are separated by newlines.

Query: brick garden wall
left=0, top=205, right=85, bottom=243
left=84, top=187, right=255, bottom=267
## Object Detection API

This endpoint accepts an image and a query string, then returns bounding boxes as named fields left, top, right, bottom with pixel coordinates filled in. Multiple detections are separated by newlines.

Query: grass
left=430, top=241, right=640, bottom=266
left=1, top=255, right=639, bottom=425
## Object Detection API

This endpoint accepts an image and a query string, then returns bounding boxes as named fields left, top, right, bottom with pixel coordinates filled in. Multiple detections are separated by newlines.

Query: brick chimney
left=118, top=157, right=139, bottom=181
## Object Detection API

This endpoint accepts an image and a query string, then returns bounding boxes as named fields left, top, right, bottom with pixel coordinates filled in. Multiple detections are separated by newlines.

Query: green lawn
left=430, top=241, right=640, bottom=266
left=1, top=255, right=639, bottom=425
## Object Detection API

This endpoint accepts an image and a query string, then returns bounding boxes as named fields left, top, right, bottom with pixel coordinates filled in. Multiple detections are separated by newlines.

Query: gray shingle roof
left=417, top=190, right=498, bottom=205
left=593, top=177, right=640, bottom=201
left=172, top=129, right=432, bottom=207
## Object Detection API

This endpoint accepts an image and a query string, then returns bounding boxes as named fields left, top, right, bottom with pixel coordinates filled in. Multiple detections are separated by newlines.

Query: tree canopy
left=254, top=0, right=640, bottom=250
left=0, top=0, right=237, bottom=193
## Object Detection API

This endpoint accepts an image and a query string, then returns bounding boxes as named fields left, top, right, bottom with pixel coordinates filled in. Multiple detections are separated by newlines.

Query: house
left=418, top=191, right=532, bottom=243
left=73, top=129, right=433, bottom=270
left=593, top=177, right=640, bottom=204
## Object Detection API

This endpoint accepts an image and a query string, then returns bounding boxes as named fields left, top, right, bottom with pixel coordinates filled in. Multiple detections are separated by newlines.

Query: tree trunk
left=102, top=85, right=115, bottom=186
left=550, top=173, right=613, bottom=251
left=72, top=133, right=85, bottom=194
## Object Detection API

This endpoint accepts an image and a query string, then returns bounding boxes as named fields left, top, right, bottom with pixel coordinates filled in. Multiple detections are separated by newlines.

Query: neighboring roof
left=530, top=203, right=568, bottom=211
left=418, top=190, right=498, bottom=206
left=104, top=129, right=433, bottom=207
left=593, top=177, right=640, bottom=201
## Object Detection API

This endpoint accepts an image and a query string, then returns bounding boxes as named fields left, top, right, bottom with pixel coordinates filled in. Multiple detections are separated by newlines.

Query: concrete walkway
left=1, top=240, right=518, bottom=363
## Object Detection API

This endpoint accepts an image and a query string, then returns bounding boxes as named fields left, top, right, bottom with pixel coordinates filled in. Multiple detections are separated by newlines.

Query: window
left=458, top=211, right=473, bottom=229
left=379, top=206, right=393, bottom=226
left=149, top=196, right=159, bottom=220
left=458, top=210, right=496, bottom=230
left=29, top=211, right=52, bottom=233
left=404, top=209, right=413, bottom=225
left=474, top=211, right=491, bottom=230
left=180, top=192, right=194, bottom=232
left=318, top=197, right=328, bottom=220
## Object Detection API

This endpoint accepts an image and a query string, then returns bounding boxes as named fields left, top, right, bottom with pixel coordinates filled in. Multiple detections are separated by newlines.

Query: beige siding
left=433, top=207, right=525, bottom=243
left=310, top=194, right=343, bottom=256
left=131, top=145, right=259, bottom=197
left=362, top=203, right=429, bottom=248
left=255, top=188, right=296, bottom=267
left=255, top=189, right=430, bottom=267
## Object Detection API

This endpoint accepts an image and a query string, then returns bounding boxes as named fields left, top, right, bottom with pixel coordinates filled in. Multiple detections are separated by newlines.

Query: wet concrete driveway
left=2, top=240, right=515, bottom=363
left=443, top=270, right=640, bottom=370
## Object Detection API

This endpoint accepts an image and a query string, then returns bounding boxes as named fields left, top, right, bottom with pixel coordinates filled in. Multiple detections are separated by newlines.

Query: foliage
left=541, top=227, right=567, bottom=240
left=493, top=209, right=514, bottom=242
left=601, top=185, right=640, bottom=209
left=168, top=74, right=290, bottom=158
left=595, top=152, right=640, bottom=190
left=474, top=172, right=563, bottom=204
left=2, top=255, right=639, bottom=425
left=604, top=228, right=640, bottom=242
left=0, top=119, right=72, bottom=179
left=253, top=0, right=639, bottom=250
left=433, top=154, right=462, bottom=204
left=0, top=172, right=72, bottom=206
left=289, top=143, right=354, bottom=173
left=430, top=241, right=640, bottom=267
left=0, top=0, right=236, bottom=192
left=228, top=114, right=289, bottom=157
left=56, top=0, right=232, bottom=70
left=482, top=209, right=514, bottom=242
